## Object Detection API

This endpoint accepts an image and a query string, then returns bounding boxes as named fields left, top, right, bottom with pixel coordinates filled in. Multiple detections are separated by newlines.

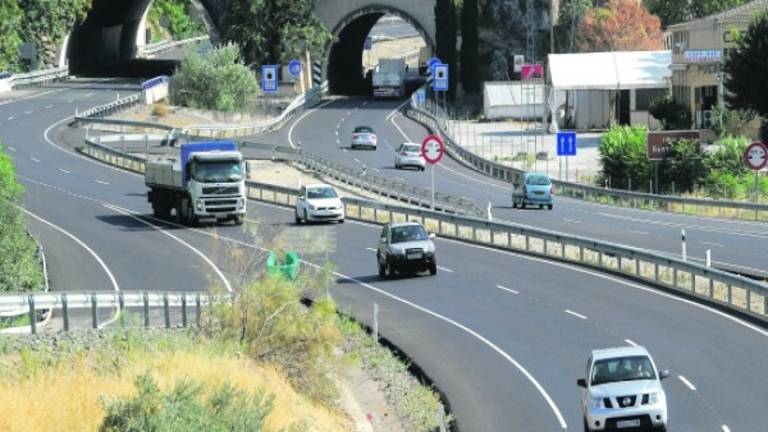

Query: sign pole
left=431, top=164, right=436, bottom=210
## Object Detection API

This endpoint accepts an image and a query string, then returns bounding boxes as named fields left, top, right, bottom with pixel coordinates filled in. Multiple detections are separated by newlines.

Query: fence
left=137, top=36, right=209, bottom=58
left=79, top=133, right=768, bottom=326
left=9, top=67, right=69, bottom=89
left=406, top=89, right=768, bottom=222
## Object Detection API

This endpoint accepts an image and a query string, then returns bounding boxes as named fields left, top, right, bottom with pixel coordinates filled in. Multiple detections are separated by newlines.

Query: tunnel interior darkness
left=327, top=11, right=431, bottom=95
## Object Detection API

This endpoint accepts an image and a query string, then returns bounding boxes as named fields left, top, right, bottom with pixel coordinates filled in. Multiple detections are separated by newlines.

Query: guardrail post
left=181, top=293, right=188, bottom=327
left=118, top=291, right=125, bottom=313
left=579, top=246, right=584, bottom=262
left=373, top=303, right=379, bottom=342
left=726, top=285, right=732, bottom=305
left=62, top=293, right=69, bottom=332
left=673, top=268, right=678, bottom=288
left=598, top=252, right=603, bottom=267
left=472, top=227, right=477, bottom=242
left=373, top=208, right=378, bottom=222
left=163, top=293, right=170, bottom=328
left=91, top=294, right=99, bottom=329
left=28, top=295, right=37, bottom=335
left=196, top=294, right=202, bottom=328
left=525, top=235, right=530, bottom=251
left=635, top=258, right=640, bottom=276
left=654, top=263, right=660, bottom=282
left=143, top=292, right=150, bottom=328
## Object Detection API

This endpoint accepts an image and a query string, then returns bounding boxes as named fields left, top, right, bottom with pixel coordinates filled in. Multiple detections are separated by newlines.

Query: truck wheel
left=429, top=263, right=437, bottom=276
left=185, top=203, right=198, bottom=227
left=378, top=259, right=386, bottom=278
left=233, top=215, right=244, bottom=225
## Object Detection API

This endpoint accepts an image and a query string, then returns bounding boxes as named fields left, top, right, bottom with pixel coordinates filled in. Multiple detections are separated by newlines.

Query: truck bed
left=145, top=160, right=183, bottom=190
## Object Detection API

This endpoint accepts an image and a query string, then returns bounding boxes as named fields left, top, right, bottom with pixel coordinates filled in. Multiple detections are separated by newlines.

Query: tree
left=435, top=0, right=458, bottom=98
left=221, top=0, right=330, bottom=68
left=0, top=1, right=23, bottom=71
left=19, top=0, right=93, bottom=68
left=644, top=0, right=749, bottom=28
left=577, top=0, right=664, bottom=52
left=723, top=11, right=768, bottom=122
left=460, top=0, right=480, bottom=93
left=649, top=95, right=692, bottom=130
left=556, top=0, right=592, bottom=52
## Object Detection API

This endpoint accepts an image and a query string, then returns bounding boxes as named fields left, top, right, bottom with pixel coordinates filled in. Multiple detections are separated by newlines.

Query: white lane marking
left=346, top=111, right=352, bottom=116
left=6, top=146, right=15, bottom=152
left=437, top=266, right=454, bottom=273
left=701, top=241, right=725, bottom=248
left=721, top=425, right=732, bottom=432
left=24, top=111, right=32, bottom=115
left=66, top=100, right=73, bottom=104
left=562, top=218, right=582, bottom=224
left=496, top=284, right=519, bottom=295
left=30, top=157, right=40, bottom=162
left=677, top=375, right=697, bottom=391
left=287, top=99, right=335, bottom=149
left=336, top=124, right=340, bottom=130
left=103, top=204, right=232, bottom=293
left=7, top=116, right=14, bottom=120
left=0, top=89, right=61, bottom=107
left=17, top=205, right=121, bottom=328
left=84, top=93, right=94, bottom=98
left=365, top=247, right=377, bottom=252
left=599, top=211, right=768, bottom=240
left=58, top=168, right=71, bottom=174
left=373, top=168, right=380, bottom=172
left=44, top=104, right=54, bottom=109
left=95, top=180, right=110, bottom=185
left=564, top=309, right=588, bottom=320
left=342, top=148, right=348, bottom=153
left=626, top=229, right=649, bottom=235
left=385, top=99, right=411, bottom=121
left=624, top=339, right=638, bottom=347
left=335, top=131, right=339, bottom=136
left=353, top=157, right=361, bottom=163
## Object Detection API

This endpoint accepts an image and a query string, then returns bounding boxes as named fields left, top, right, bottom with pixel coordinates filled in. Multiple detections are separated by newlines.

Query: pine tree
left=435, top=0, right=458, bottom=98
left=460, top=0, right=479, bottom=94
left=723, top=11, right=768, bottom=119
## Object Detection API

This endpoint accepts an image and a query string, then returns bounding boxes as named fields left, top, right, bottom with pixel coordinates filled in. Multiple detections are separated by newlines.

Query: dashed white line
left=496, top=284, right=519, bottom=295
left=58, top=168, right=71, bottom=174
left=342, top=148, right=348, bottom=153
left=30, top=157, right=40, bottom=163
left=677, top=375, right=697, bottom=391
left=7, top=116, right=14, bottom=120
left=365, top=247, right=377, bottom=252
left=624, top=339, right=638, bottom=347
left=24, top=111, right=32, bottom=115
left=562, top=218, right=582, bottom=224
left=95, top=180, right=110, bottom=185
left=353, top=157, right=361, bottom=163
left=44, top=104, right=54, bottom=109
left=6, top=146, right=15, bottom=152
left=564, top=309, right=588, bottom=320
left=721, top=425, right=732, bottom=432
left=66, top=100, right=73, bottom=104
left=701, top=241, right=725, bottom=248
left=84, top=93, right=94, bottom=98
left=626, top=229, right=649, bottom=235
left=437, top=266, right=454, bottom=273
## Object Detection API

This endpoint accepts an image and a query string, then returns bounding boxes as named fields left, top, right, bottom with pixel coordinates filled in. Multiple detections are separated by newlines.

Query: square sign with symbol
left=432, top=63, right=449, bottom=92
left=262, top=65, right=278, bottom=93
left=556, top=132, right=577, bottom=156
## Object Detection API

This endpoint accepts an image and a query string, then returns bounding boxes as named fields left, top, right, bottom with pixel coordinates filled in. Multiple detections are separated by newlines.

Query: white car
left=578, top=346, right=669, bottom=432
left=351, top=126, right=377, bottom=150
left=295, top=184, right=345, bottom=224
left=394, top=142, right=426, bottom=171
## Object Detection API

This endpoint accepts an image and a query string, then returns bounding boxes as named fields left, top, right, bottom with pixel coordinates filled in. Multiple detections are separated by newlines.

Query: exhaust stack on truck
left=145, top=141, right=247, bottom=226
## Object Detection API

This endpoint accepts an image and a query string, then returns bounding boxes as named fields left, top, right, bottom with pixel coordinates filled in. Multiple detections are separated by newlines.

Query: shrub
left=598, top=125, right=651, bottom=190
left=152, top=102, right=170, bottom=117
left=99, top=372, right=272, bottom=432
left=170, top=44, right=259, bottom=112
left=657, top=138, right=706, bottom=193
left=711, top=104, right=757, bottom=138
left=649, top=96, right=691, bottom=130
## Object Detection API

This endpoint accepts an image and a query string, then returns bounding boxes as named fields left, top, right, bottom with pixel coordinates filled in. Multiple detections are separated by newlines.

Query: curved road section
left=3, top=83, right=768, bottom=431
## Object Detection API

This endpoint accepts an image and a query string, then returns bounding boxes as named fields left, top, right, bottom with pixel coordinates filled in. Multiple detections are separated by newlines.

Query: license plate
left=407, top=253, right=423, bottom=260
left=616, top=419, right=641, bottom=428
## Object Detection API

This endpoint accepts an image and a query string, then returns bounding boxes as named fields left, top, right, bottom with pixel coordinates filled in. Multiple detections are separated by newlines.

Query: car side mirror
left=429, top=233, right=436, bottom=239
left=577, top=378, right=587, bottom=388
left=380, top=237, right=387, bottom=244
left=659, top=369, right=669, bottom=380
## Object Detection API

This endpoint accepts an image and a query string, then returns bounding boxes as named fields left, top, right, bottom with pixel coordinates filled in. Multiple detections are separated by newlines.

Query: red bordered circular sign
left=421, top=134, right=445, bottom=165
left=744, top=142, right=768, bottom=170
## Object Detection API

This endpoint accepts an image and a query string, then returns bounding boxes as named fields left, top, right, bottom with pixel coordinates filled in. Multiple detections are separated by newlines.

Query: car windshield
left=591, top=356, right=656, bottom=386
left=193, top=161, right=243, bottom=183
left=403, top=145, right=420, bottom=153
left=307, top=187, right=338, bottom=199
left=355, top=127, right=373, bottom=133
left=526, top=175, right=551, bottom=186
left=390, top=225, right=428, bottom=243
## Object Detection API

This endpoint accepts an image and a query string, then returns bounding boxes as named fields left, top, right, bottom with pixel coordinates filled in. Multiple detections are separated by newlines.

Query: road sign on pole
left=556, top=132, right=577, bottom=156
left=422, top=134, right=445, bottom=210
left=364, top=37, right=373, bottom=51
left=432, top=63, right=449, bottom=92
left=428, top=57, right=442, bottom=72
left=287, top=60, right=302, bottom=78
left=415, top=88, right=426, bottom=107
left=744, top=142, right=767, bottom=170
left=261, top=65, right=278, bottom=93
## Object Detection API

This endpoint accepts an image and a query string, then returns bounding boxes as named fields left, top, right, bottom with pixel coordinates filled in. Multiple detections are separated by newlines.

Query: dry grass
left=0, top=345, right=349, bottom=432
left=152, top=101, right=170, bottom=118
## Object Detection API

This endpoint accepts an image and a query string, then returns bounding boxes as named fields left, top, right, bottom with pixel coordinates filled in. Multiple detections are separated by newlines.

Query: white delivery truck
left=372, top=58, right=406, bottom=98
left=146, top=141, right=247, bottom=226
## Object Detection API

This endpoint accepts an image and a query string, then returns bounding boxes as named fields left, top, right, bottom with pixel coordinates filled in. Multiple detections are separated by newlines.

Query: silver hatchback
left=394, top=142, right=426, bottom=171
left=351, top=126, right=377, bottom=150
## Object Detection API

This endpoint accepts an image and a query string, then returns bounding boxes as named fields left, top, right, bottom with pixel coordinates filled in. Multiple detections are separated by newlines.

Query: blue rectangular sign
left=432, top=63, right=449, bottom=92
left=557, top=131, right=577, bottom=156
left=262, top=65, right=278, bottom=93
left=364, top=37, right=373, bottom=51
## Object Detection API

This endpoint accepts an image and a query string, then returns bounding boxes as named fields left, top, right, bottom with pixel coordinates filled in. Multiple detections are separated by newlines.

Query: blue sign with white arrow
left=556, top=131, right=577, bottom=156
left=288, top=60, right=302, bottom=78
left=262, top=65, right=279, bottom=93
left=432, top=63, right=449, bottom=92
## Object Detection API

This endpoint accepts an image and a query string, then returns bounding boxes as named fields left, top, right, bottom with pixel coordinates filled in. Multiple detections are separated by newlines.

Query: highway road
left=251, top=97, right=768, bottom=280
left=3, top=82, right=768, bottom=431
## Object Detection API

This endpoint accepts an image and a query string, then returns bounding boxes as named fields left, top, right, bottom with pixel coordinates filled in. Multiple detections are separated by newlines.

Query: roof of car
left=354, top=126, right=373, bottom=131
left=305, top=183, right=334, bottom=189
left=389, top=221, right=423, bottom=229
left=592, top=346, right=651, bottom=361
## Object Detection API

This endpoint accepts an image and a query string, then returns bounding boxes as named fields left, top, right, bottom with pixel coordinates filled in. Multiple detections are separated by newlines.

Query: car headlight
left=308, top=203, right=317, bottom=210
left=195, top=200, right=203, bottom=210
left=647, top=392, right=659, bottom=405
left=239, top=198, right=245, bottom=208
left=589, top=397, right=603, bottom=410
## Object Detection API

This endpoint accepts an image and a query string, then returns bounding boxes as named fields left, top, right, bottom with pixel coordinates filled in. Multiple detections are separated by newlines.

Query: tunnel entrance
left=327, top=10, right=432, bottom=96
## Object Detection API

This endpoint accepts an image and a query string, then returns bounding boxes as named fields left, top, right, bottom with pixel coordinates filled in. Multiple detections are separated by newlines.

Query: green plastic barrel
left=266, top=251, right=301, bottom=281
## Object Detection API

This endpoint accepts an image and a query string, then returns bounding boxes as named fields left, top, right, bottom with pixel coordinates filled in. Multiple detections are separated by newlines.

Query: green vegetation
left=100, top=372, right=272, bottom=432
left=644, top=0, right=749, bottom=27
left=598, top=126, right=767, bottom=199
left=460, top=0, right=480, bottom=94
left=0, top=142, right=43, bottom=292
left=221, top=0, right=330, bottom=66
left=649, top=95, right=692, bottom=130
left=147, top=0, right=206, bottom=43
left=0, top=2, right=23, bottom=71
left=169, top=45, right=259, bottom=112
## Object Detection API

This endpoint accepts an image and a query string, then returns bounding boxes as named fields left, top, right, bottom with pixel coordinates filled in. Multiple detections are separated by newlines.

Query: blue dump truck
left=145, top=141, right=247, bottom=226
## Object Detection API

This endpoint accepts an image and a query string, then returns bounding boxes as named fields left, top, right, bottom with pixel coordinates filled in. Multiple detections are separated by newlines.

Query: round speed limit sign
left=744, top=142, right=768, bottom=170
left=421, top=134, right=445, bottom=165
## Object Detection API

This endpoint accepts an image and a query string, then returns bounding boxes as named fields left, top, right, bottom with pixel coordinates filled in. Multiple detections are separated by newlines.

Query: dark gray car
left=377, top=222, right=437, bottom=278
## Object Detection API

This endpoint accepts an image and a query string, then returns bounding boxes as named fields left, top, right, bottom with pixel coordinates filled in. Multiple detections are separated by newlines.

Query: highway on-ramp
left=3, top=83, right=768, bottom=431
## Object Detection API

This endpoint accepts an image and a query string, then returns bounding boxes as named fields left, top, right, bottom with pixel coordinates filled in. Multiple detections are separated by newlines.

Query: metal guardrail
left=406, top=92, right=768, bottom=222
left=78, top=133, right=768, bottom=324
left=138, top=36, right=209, bottom=57
left=9, top=66, right=69, bottom=88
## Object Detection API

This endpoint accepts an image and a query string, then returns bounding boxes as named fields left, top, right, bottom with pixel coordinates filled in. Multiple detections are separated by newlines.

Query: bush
left=711, top=104, right=757, bottom=138
left=598, top=125, right=651, bottom=190
left=148, top=0, right=206, bottom=42
left=658, top=138, right=706, bottom=193
left=99, top=372, right=272, bottom=432
left=649, top=96, right=691, bottom=130
left=152, top=102, right=170, bottom=117
left=170, top=44, right=259, bottom=112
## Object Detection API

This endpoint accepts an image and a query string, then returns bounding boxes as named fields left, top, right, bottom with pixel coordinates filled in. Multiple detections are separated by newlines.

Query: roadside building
left=665, top=0, right=768, bottom=129
left=547, top=51, right=671, bottom=130
left=482, top=81, right=546, bottom=120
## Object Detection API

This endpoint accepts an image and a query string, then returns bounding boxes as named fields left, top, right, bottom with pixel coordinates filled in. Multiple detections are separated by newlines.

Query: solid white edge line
left=30, top=157, right=40, bottom=162
left=624, top=339, right=638, bottom=347
left=58, top=168, right=71, bottom=174
left=721, top=425, right=732, bottom=432
left=103, top=204, right=232, bottom=293
left=288, top=99, right=336, bottom=149
left=564, top=309, right=588, bottom=320
left=437, top=266, right=454, bottom=273
left=496, top=284, right=519, bottom=295
left=677, top=375, right=697, bottom=391
left=16, top=205, right=121, bottom=327
left=0, top=89, right=61, bottom=107
left=95, top=180, right=109, bottom=185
